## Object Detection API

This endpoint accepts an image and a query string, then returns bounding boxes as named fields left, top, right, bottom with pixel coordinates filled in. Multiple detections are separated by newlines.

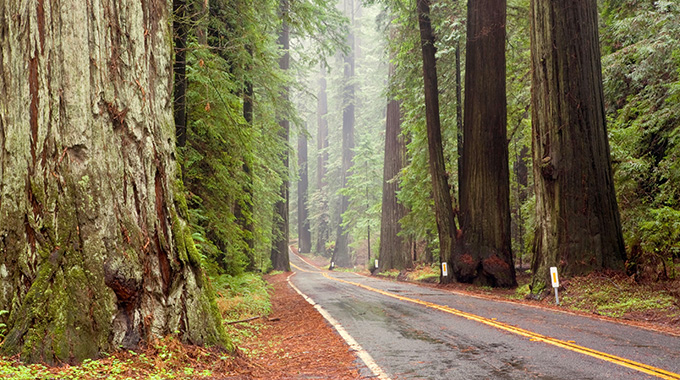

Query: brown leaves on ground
left=233, top=272, right=365, bottom=379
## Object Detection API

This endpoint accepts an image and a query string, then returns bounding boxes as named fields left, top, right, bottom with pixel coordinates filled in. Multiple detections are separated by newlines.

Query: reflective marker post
left=550, top=266, right=560, bottom=305
left=442, top=262, right=448, bottom=277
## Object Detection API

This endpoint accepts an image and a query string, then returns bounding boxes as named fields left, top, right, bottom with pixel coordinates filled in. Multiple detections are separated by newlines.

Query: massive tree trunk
left=297, top=133, right=312, bottom=253
left=459, top=0, right=516, bottom=287
left=417, top=0, right=457, bottom=284
left=378, top=31, right=410, bottom=272
left=330, top=0, right=355, bottom=269
left=315, top=66, right=330, bottom=255
left=0, top=0, right=227, bottom=364
left=270, top=0, right=291, bottom=271
left=529, top=0, right=626, bottom=291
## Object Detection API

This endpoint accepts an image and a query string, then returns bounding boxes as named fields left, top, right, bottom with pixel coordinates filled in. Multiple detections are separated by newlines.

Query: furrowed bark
left=0, top=0, right=228, bottom=364
left=459, top=0, right=516, bottom=287
left=417, top=0, right=457, bottom=284
left=529, top=0, right=626, bottom=292
left=378, top=28, right=410, bottom=272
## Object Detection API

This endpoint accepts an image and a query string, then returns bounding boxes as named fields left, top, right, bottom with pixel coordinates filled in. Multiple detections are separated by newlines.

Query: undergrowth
left=214, top=273, right=272, bottom=352
left=0, top=274, right=272, bottom=379
left=561, top=273, right=679, bottom=318
left=0, top=337, right=236, bottom=379
left=406, top=263, right=439, bottom=282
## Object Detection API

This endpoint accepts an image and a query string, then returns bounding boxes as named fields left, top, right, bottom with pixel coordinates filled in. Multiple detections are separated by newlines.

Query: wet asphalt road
left=288, top=253, right=680, bottom=380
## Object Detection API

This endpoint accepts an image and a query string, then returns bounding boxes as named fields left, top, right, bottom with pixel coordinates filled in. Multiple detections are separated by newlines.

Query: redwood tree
left=298, top=133, right=312, bottom=253
left=0, top=0, right=227, bottom=363
left=529, top=0, right=626, bottom=290
left=459, top=0, right=516, bottom=287
left=378, top=31, right=410, bottom=272
left=270, top=0, right=291, bottom=271
left=330, top=0, right=355, bottom=268
left=315, top=66, right=330, bottom=255
left=417, top=0, right=457, bottom=283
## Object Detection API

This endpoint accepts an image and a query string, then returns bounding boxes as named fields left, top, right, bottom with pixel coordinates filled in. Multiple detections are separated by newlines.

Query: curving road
left=288, top=253, right=680, bottom=380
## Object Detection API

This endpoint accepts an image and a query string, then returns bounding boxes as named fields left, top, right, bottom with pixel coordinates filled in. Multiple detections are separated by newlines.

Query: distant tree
left=416, top=0, right=458, bottom=283
left=330, top=0, right=356, bottom=268
left=0, top=0, right=227, bottom=363
left=378, top=28, right=411, bottom=272
left=314, top=66, right=331, bottom=255
left=298, top=133, right=312, bottom=253
left=459, top=0, right=516, bottom=287
left=271, top=0, right=292, bottom=271
left=529, top=0, right=626, bottom=291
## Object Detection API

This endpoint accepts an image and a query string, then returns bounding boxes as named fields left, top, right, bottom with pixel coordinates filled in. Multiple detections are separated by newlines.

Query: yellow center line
left=290, top=262, right=680, bottom=380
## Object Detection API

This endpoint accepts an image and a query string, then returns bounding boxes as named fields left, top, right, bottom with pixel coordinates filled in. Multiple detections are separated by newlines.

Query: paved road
left=288, top=253, right=680, bottom=380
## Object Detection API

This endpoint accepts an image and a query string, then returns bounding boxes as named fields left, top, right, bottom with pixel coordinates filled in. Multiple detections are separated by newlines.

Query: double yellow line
left=291, top=262, right=680, bottom=379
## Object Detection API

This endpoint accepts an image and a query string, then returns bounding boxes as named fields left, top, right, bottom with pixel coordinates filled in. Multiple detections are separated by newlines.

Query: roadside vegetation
left=0, top=274, right=273, bottom=379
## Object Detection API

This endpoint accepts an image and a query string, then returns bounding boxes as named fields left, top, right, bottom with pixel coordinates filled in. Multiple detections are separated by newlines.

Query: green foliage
left=562, top=275, right=677, bottom=318
left=184, top=44, right=254, bottom=276
left=602, top=1, right=680, bottom=278
left=213, top=273, right=272, bottom=322
left=340, top=135, right=383, bottom=251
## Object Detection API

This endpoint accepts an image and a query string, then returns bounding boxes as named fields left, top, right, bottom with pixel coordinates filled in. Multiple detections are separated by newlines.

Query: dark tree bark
left=0, top=0, right=227, bottom=364
left=459, top=0, right=516, bottom=287
left=270, top=0, right=291, bottom=271
left=236, top=77, right=256, bottom=271
left=174, top=0, right=188, bottom=148
left=315, top=66, right=330, bottom=255
left=455, top=42, right=463, bottom=180
left=298, top=133, right=312, bottom=253
left=378, top=30, right=411, bottom=272
left=417, top=0, right=458, bottom=284
left=529, top=0, right=626, bottom=291
left=330, top=0, right=355, bottom=269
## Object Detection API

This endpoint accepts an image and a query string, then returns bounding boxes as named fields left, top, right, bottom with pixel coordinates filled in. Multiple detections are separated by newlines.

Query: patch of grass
left=212, top=273, right=272, bottom=350
left=561, top=274, right=677, bottom=317
left=406, top=263, right=439, bottom=282
left=511, top=284, right=531, bottom=300
left=213, top=273, right=271, bottom=322
left=376, top=269, right=400, bottom=278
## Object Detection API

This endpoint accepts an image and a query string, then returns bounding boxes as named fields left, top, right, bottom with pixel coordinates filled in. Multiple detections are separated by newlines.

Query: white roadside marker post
left=550, top=266, right=560, bottom=305
left=375, top=259, right=378, bottom=269
left=442, top=262, right=448, bottom=278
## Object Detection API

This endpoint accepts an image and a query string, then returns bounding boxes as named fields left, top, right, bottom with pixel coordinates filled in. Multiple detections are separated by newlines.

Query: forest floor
left=0, top=272, right=365, bottom=379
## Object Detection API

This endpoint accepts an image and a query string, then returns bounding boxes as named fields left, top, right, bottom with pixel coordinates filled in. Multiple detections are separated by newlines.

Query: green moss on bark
left=2, top=248, right=115, bottom=364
